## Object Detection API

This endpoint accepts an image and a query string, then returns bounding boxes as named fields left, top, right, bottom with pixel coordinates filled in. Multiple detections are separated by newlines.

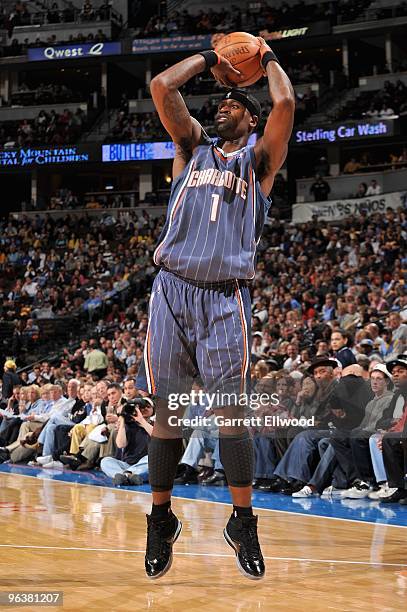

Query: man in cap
left=270, top=357, right=342, bottom=494
left=378, top=355, right=407, bottom=504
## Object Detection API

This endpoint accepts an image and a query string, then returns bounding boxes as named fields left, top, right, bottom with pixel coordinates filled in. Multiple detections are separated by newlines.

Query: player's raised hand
left=211, top=56, right=243, bottom=87
left=257, top=36, right=273, bottom=75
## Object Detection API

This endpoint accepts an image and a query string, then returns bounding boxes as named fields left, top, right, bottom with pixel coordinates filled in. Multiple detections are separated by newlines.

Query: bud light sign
left=28, top=42, right=122, bottom=62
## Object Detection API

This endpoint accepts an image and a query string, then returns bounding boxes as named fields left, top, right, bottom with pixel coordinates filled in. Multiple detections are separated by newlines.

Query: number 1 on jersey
left=210, top=194, right=220, bottom=222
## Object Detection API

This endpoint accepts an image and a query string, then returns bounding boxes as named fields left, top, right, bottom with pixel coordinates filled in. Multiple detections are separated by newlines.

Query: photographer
left=100, top=398, right=154, bottom=486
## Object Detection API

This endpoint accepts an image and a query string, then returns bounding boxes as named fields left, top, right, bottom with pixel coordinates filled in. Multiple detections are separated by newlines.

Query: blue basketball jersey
left=153, top=139, right=270, bottom=282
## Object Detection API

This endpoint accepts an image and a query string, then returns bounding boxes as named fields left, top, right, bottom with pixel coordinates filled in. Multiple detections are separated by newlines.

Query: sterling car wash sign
left=292, top=191, right=406, bottom=223
left=294, top=119, right=396, bottom=144
left=28, top=41, right=122, bottom=61
left=0, top=146, right=92, bottom=167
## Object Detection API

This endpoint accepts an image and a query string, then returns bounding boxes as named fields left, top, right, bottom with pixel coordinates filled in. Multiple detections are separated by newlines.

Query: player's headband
left=223, top=89, right=262, bottom=119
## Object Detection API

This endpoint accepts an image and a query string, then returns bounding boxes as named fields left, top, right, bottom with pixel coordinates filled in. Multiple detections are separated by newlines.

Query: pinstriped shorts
left=136, top=269, right=252, bottom=404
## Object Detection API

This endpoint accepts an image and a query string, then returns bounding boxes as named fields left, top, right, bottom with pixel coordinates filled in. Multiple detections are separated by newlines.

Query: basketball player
left=136, top=38, right=295, bottom=580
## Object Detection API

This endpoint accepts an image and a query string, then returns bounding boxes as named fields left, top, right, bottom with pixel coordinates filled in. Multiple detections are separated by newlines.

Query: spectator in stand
left=0, top=386, right=23, bottom=435
left=314, top=156, right=330, bottom=177
left=379, top=103, right=396, bottom=117
left=63, top=2, right=75, bottom=22
left=330, top=330, right=357, bottom=368
left=84, top=339, right=109, bottom=380
left=62, top=382, right=124, bottom=470
left=398, top=147, right=407, bottom=163
left=340, top=302, right=362, bottom=331
left=22, top=319, right=40, bottom=345
left=2, top=360, right=21, bottom=401
left=343, top=158, right=362, bottom=174
left=383, top=312, right=407, bottom=361
left=354, top=182, right=368, bottom=198
left=100, top=398, right=153, bottom=486
left=81, top=1, right=95, bottom=22
left=98, top=0, right=111, bottom=21
left=47, top=3, right=61, bottom=24
left=322, top=294, right=336, bottom=322
left=83, top=288, right=103, bottom=322
left=66, top=384, right=103, bottom=455
left=366, top=356, right=407, bottom=502
left=36, top=379, right=83, bottom=468
left=366, top=180, right=381, bottom=196
left=283, top=344, right=301, bottom=371
left=310, top=175, right=331, bottom=202
left=379, top=355, right=407, bottom=504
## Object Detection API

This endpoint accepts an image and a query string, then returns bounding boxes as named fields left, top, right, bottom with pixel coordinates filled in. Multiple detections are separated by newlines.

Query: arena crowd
left=0, top=201, right=406, bottom=503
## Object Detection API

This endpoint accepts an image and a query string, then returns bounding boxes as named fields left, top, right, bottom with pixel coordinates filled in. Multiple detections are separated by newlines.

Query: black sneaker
left=280, top=480, right=306, bottom=496
left=257, top=478, right=279, bottom=492
left=266, top=477, right=290, bottom=493
left=174, top=465, right=198, bottom=485
left=201, top=470, right=227, bottom=486
left=113, top=473, right=129, bottom=486
left=145, top=511, right=182, bottom=579
left=59, top=455, right=82, bottom=470
left=127, top=473, right=143, bottom=486
left=223, top=513, right=265, bottom=580
left=198, top=467, right=214, bottom=483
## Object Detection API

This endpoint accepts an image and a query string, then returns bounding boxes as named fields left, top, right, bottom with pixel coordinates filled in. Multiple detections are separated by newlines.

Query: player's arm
left=150, top=53, right=241, bottom=163
left=253, top=39, right=295, bottom=196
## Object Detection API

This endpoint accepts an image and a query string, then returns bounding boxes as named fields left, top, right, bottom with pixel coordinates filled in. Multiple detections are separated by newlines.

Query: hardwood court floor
left=1, top=472, right=406, bottom=612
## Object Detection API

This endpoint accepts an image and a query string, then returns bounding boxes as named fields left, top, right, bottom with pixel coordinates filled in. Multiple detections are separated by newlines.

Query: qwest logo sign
left=28, top=42, right=121, bottom=62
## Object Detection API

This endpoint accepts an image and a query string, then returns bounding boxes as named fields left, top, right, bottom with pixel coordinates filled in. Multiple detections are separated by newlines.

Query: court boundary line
left=0, top=543, right=406, bottom=568
left=2, top=470, right=407, bottom=530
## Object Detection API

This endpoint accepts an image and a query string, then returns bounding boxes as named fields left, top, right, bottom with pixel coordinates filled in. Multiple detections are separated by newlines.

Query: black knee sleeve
left=148, top=437, right=184, bottom=492
left=219, top=431, right=253, bottom=487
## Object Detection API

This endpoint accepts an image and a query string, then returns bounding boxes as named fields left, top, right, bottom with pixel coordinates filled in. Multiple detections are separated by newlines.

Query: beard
left=215, top=117, right=237, bottom=140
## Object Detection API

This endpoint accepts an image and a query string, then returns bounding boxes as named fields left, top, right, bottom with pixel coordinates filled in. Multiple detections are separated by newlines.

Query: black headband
left=223, top=88, right=262, bottom=119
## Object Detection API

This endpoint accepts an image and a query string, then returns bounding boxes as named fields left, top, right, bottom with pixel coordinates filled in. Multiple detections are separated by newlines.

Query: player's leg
left=136, top=271, right=197, bottom=579
left=215, top=405, right=264, bottom=580
left=197, top=282, right=265, bottom=580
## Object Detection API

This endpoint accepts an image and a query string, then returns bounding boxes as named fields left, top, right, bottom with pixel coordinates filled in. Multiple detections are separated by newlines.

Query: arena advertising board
left=28, top=41, right=122, bottom=62
left=292, top=191, right=406, bottom=223
left=294, top=119, right=396, bottom=144
left=102, top=135, right=257, bottom=162
left=132, top=35, right=212, bottom=54
left=0, top=145, right=98, bottom=168
left=103, top=141, right=177, bottom=161
left=132, top=22, right=330, bottom=54
left=259, top=20, right=330, bottom=41
left=0, top=136, right=257, bottom=169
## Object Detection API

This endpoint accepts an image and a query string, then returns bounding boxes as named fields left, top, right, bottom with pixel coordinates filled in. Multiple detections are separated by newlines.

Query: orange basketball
left=214, top=32, right=262, bottom=87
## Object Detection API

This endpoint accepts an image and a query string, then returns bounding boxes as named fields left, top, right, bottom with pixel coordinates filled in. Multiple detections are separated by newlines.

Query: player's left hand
left=257, top=37, right=273, bottom=75
left=211, top=55, right=243, bottom=87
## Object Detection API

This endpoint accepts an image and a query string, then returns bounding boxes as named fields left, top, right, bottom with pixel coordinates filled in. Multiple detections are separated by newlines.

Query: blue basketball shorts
left=136, top=269, right=252, bottom=404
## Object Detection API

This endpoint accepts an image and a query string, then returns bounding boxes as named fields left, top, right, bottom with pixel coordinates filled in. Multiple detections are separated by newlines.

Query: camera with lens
left=121, top=398, right=154, bottom=421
